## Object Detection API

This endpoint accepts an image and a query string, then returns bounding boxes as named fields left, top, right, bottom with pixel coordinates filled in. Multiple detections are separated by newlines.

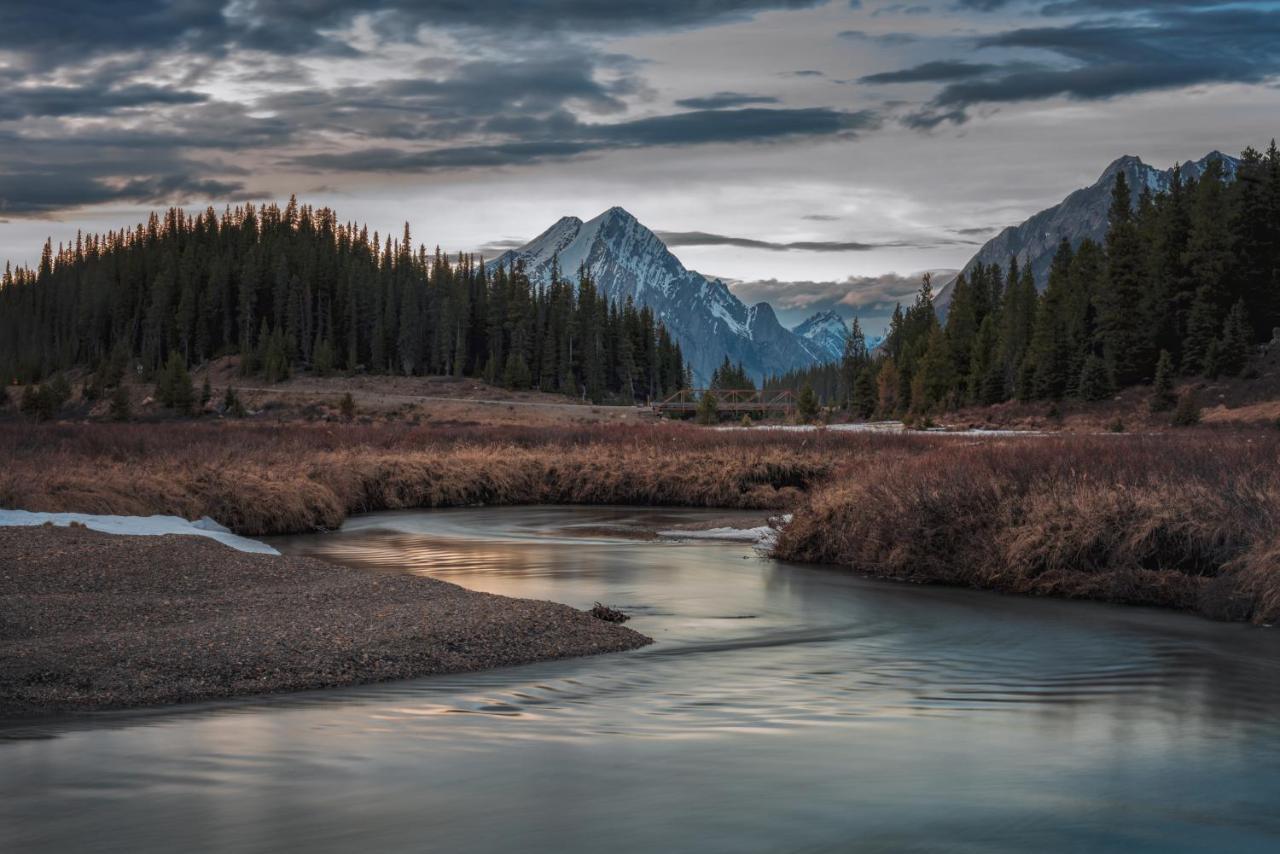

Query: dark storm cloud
left=675, top=92, right=780, bottom=109
left=0, top=83, right=207, bottom=121
left=0, top=170, right=257, bottom=217
left=0, top=0, right=828, bottom=67
left=903, top=6, right=1280, bottom=126
left=292, top=108, right=881, bottom=172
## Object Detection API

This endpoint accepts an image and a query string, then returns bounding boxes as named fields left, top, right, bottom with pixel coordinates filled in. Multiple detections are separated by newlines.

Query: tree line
left=0, top=197, right=688, bottom=403
left=769, top=142, right=1280, bottom=416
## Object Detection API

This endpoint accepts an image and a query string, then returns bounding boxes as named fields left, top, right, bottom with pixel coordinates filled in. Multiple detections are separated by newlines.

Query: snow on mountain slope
left=936, top=150, right=1240, bottom=317
left=791, top=310, right=849, bottom=364
left=492, top=207, right=821, bottom=384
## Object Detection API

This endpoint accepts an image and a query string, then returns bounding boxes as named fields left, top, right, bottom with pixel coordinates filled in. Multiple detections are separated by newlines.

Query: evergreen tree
left=109, top=384, right=131, bottom=421
left=797, top=383, right=819, bottom=423
left=696, top=389, right=719, bottom=425
left=839, top=316, right=869, bottom=408
left=1078, top=355, right=1113, bottom=402
left=157, top=351, right=194, bottom=414
left=1218, top=299, right=1252, bottom=377
left=1097, top=170, right=1153, bottom=385
left=1150, top=350, right=1176, bottom=413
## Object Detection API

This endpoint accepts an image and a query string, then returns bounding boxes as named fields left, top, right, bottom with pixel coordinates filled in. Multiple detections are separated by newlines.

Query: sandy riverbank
left=0, top=526, right=650, bottom=718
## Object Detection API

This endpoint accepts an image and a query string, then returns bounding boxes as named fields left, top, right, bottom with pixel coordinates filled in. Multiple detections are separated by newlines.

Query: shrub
left=1172, top=391, right=1201, bottom=427
left=223, top=386, right=246, bottom=418
left=696, top=390, right=718, bottom=425
left=1150, top=350, right=1176, bottom=412
left=797, top=383, right=819, bottom=423
left=109, top=385, right=131, bottom=421
left=156, top=352, right=195, bottom=414
left=1078, top=356, right=1114, bottom=402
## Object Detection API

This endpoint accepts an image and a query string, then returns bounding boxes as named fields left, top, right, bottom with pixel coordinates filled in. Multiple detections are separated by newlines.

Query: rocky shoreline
left=0, top=526, right=651, bottom=718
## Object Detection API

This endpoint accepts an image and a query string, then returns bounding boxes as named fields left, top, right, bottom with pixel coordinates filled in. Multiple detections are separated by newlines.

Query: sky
left=2, top=0, right=1279, bottom=333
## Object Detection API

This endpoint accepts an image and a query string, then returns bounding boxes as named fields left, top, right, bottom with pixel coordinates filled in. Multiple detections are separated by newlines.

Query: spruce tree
left=1078, top=355, right=1113, bottom=402
left=1218, top=299, right=1251, bottom=377
left=1150, top=350, right=1176, bottom=412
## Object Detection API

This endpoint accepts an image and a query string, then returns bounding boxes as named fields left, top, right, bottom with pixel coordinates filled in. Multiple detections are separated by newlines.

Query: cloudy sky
left=2, top=0, right=1278, bottom=332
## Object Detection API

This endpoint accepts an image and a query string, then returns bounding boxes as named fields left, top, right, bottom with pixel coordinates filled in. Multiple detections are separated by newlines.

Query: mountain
left=936, top=150, right=1240, bottom=316
left=791, top=310, right=849, bottom=364
left=492, top=207, right=821, bottom=384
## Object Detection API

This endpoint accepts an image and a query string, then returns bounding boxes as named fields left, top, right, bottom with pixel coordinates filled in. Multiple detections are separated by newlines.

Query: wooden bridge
left=651, top=388, right=795, bottom=417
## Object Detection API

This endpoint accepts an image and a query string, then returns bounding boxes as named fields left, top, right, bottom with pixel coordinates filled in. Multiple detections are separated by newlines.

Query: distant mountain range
left=937, top=150, right=1240, bottom=316
left=492, top=207, right=842, bottom=384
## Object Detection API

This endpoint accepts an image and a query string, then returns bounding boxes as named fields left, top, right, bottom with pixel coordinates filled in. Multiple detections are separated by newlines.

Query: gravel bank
left=0, top=526, right=651, bottom=717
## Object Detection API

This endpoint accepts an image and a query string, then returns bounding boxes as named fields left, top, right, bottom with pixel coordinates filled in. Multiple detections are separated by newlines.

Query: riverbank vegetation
left=776, top=432, right=1280, bottom=624
left=3, top=420, right=1279, bottom=624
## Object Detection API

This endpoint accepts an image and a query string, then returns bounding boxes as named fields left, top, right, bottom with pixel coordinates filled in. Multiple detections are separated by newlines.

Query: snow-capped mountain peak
left=491, top=208, right=822, bottom=383
left=792, top=310, right=849, bottom=364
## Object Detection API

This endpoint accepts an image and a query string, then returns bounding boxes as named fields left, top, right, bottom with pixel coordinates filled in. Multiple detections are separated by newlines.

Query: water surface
left=4, top=506, right=1280, bottom=852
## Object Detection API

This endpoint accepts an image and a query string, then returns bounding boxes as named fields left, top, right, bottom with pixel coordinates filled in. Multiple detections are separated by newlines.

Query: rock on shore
left=0, top=526, right=651, bottom=717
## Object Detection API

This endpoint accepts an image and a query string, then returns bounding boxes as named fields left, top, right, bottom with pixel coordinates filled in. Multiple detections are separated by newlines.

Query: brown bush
left=774, top=434, right=1280, bottom=624
left=0, top=421, right=923, bottom=537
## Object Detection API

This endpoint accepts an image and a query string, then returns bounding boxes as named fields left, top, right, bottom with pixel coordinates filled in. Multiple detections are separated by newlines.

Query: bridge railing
left=651, top=388, right=795, bottom=414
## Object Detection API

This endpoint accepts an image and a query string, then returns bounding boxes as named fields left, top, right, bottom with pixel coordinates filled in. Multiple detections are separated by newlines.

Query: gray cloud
left=675, top=92, right=780, bottom=109
left=293, top=108, right=880, bottom=172
left=659, top=231, right=907, bottom=252
left=0, top=170, right=260, bottom=217
left=838, top=30, right=920, bottom=45
left=0, top=1, right=829, bottom=69
left=859, top=61, right=1003, bottom=85
left=659, top=229, right=976, bottom=251
left=907, top=7, right=1280, bottom=126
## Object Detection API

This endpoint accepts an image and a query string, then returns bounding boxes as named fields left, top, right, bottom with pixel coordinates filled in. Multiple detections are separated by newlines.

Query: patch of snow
left=658, top=524, right=778, bottom=547
left=0, top=510, right=279, bottom=555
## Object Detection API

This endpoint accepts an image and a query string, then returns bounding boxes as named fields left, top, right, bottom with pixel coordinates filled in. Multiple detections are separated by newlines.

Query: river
left=4, top=506, right=1280, bottom=852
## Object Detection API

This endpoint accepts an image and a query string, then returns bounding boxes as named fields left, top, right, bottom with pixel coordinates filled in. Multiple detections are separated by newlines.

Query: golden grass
left=0, top=421, right=910, bottom=536
left=5, top=420, right=1279, bottom=623
left=774, top=434, right=1280, bottom=623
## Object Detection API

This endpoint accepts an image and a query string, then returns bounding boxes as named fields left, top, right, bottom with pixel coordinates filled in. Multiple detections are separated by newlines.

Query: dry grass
left=0, top=421, right=921, bottom=536
left=775, top=433, right=1280, bottom=624
left=5, top=420, right=1279, bottom=624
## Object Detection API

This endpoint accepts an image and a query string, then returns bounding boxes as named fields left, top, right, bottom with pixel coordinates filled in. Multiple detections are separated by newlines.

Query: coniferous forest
left=0, top=197, right=688, bottom=403
left=770, top=142, right=1280, bottom=416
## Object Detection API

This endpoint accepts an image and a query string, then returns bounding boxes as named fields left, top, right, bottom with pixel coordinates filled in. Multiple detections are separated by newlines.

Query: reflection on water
left=4, top=506, right=1280, bottom=853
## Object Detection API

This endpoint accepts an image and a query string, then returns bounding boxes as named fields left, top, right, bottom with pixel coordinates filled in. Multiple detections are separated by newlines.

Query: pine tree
left=109, top=384, right=131, bottom=421
left=851, top=367, right=876, bottom=419
left=797, top=383, right=819, bottom=423
left=1150, top=350, right=1176, bottom=412
left=1218, top=299, right=1252, bottom=377
left=840, top=316, right=869, bottom=408
left=1172, top=390, right=1201, bottom=426
left=1097, top=170, right=1152, bottom=385
left=1078, top=355, right=1113, bottom=402
left=157, top=351, right=194, bottom=414
left=696, top=389, right=719, bottom=424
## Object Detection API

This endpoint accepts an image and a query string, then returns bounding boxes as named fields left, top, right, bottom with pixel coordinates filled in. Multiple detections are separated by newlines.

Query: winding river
left=4, top=506, right=1280, bottom=852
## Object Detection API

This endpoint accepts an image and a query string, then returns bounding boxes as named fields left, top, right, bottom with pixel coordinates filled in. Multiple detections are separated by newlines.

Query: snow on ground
left=658, top=523, right=784, bottom=550
left=716, top=421, right=1046, bottom=436
left=0, top=510, right=279, bottom=555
